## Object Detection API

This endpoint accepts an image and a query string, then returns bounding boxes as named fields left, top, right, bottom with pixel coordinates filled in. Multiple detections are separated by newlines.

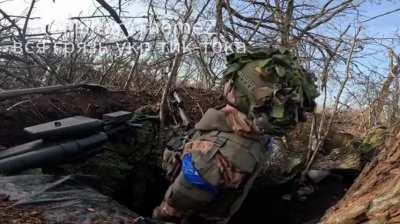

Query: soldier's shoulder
left=195, top=108, right=232, bottom=132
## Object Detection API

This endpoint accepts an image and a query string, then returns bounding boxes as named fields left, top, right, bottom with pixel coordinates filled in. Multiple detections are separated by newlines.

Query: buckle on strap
left=182, top=154, right=218, bottom=195
left=214, top=135, right=228, bottom=147
left=205, top=134, right=228, bottom=162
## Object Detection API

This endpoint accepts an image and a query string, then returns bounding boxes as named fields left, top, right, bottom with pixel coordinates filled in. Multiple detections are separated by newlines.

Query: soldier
left=152, top=48, right=319, bottom=224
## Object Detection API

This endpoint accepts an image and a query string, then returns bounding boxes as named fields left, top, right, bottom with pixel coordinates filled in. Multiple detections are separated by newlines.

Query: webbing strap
left=204, top=132, right=228, bottom=162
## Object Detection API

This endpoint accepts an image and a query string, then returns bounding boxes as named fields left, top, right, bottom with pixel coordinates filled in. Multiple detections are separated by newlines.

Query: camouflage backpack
left=223, top=47, right=319, bottom=135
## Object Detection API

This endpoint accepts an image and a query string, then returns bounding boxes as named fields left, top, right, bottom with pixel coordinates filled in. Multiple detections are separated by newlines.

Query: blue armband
left=181, top=153, right=218, bottom=195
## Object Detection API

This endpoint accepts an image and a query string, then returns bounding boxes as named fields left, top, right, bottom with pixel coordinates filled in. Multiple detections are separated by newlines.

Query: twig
left=69, top=15, right=148, bottom=20
left=181, top=87, right=204, bottom=115
left=6, top=100, right=31, bottom=111
left=95, top=0, right=135, bottom=46
left=303, top=26, right=361, bottom=176
left=362, top=7, right=400, bottom=23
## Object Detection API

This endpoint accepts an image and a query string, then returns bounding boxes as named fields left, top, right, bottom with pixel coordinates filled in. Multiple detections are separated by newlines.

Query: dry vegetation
left=1, top=0, right=399, bottom=145
left=1, top=0, right=400, bottom=223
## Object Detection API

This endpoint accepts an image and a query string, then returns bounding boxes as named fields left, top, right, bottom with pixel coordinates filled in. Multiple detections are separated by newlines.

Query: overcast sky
left=2, top=0, right=94, bottom=27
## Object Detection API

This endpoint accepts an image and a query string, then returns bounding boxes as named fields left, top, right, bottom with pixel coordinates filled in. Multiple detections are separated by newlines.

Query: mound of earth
left=0, top=85, right=375, bottom=224
left=321, top=127, right=400, bottom=223
left=0, top=86, right=224, bottom=147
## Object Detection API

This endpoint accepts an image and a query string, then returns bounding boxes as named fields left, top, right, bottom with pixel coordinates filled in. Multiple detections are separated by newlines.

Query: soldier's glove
left=162, top=149, right=182, bottom=182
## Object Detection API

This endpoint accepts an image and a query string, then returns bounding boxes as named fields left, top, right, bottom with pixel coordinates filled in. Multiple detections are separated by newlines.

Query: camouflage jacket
left=154, top=108, right=268, bottom=224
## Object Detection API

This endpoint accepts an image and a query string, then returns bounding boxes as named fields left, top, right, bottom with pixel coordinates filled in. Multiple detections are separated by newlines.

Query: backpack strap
left=202, top=131, right=229, bottom=162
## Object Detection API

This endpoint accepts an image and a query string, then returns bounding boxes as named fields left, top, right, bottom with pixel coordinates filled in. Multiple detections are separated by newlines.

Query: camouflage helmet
left=223, top=47, right=319, bottom=135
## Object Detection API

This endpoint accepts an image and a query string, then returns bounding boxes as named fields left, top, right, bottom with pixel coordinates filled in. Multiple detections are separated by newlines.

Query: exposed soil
left=0, top=194, right=45, bottom=224
left=0, top=87, right=224, bottom=223
left=0, top=87, right=357, bottom=224
left=0, top=87, right=224, bottom=147
left=321, top=128, right=400, bottom=223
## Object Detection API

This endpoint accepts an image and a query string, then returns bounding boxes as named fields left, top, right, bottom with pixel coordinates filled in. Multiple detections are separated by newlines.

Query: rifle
left=0, top=111, right=143, bottom=175
left=169, top=91, right=191, bottom=127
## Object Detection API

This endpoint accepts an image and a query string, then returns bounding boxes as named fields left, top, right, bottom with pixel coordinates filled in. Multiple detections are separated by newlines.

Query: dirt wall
left=321, top=128, right=400, bottom=223
left=0, top=87, right=224, bottom=147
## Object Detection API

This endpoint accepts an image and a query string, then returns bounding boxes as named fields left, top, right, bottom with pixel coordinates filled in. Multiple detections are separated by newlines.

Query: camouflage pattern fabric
left=153, top=48, right=320, bottom=223
left=162, top=130, right=197, bottom=182
left=257, top=137, right=304, bottom=186
left=153, top=108, right=267, bottom=224
left=223, top=47, right=319, bottom=136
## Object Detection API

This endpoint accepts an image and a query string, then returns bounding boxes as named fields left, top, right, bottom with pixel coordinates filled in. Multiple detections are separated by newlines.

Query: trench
left=0, top=91, right=359, bottom=224
left=231, top=171, right=357, bottom=224
left=112, top=167, right=357, bottom=224
left=0, top=122, right=358, bottom=224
